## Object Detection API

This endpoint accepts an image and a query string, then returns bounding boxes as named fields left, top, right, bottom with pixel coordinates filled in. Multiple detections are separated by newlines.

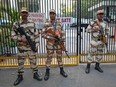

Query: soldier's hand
left=61, top=38, right=65, bottom=42
left=96, top=27, right=100, bottom=31
left=48, top=38, right=55, bottom=41
left=21, top=36, right=27, bottom=42
left=92, top=28, right=100, bottom=32
left=46, top=36, right=55, bottom=41
left=19, top=42, right=27, bottom=46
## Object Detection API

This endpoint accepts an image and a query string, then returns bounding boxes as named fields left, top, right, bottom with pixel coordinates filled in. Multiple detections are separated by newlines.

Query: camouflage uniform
left=42, top=20, right=65, bottom=69
left=86, top=19, right=109, bottom=63
left=11, top=20, right=40, bottom=74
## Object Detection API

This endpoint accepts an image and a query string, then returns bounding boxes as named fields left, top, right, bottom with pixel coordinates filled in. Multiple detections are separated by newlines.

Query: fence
left=0, top=0, right=116, bottom=67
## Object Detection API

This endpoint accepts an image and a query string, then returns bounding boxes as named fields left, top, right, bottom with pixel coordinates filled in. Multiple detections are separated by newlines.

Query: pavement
left=0, top=64, right=116, bottom=87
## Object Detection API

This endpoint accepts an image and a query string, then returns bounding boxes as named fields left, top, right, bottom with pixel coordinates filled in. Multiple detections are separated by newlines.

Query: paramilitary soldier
left=42, top=9, right=68, bottom=81
left=85, top=9, right=109, bottom=74
left=11, top=7, right=42, bottom=86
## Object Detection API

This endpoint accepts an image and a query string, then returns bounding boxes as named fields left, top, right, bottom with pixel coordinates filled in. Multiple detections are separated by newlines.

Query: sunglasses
left=21, top=12, right=28, bottom=14
left=98, top=13, right=104, bottom=15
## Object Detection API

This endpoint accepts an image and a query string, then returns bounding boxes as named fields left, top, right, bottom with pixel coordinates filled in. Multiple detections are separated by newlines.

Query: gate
left=0, top=0, right=78, bottom=66
left=77, top=0, right=116, bottom=63
left=0, top=0, right=116, bottom=67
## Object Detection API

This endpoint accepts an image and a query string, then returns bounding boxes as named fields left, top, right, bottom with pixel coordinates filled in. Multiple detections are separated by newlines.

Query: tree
left=60, top=4, right=67, bottom=17
left=0, top=5, right=19, bottom=56
left=60, top=0, right=115, bottom=18
left=60, top=0, right=77, bottom=17
left=80, top=0, right=99, bottom=18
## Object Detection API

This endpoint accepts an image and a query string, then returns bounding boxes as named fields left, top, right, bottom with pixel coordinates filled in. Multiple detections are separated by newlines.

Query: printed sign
left=28, top=12, right=45, bottom=29
left=56, top=17, right=72, bottom=24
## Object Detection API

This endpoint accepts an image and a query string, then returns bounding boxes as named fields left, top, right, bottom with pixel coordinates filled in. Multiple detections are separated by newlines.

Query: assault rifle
left=55, top=36, right=70, bottom=58
left=45, top=28, right=70, bottom=58
left=15, top=26, right=37, bottom=52
left=96, top=20, right=108, bottom=52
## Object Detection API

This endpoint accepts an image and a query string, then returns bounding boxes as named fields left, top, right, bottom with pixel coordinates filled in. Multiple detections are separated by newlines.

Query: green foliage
left=0, top=6, right=20, bottom=25
left=60, top=1, right=77, bottom=17
left=81, top=0, right=102, bottom=18
left=61, top=0, right=115, bottom=18
left=0, top=5, right=19, bottom=52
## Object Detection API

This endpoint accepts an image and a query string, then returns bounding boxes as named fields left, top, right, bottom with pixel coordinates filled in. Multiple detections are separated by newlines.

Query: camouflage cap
left=20, top=7, right=28, bottom=13
left=49, top=9, right=56, bottom=14
left=97, top=9, right=104, bottom=15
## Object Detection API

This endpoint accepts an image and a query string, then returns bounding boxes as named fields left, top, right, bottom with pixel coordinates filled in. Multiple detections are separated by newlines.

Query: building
left=88, top=0, right=116, bottom=22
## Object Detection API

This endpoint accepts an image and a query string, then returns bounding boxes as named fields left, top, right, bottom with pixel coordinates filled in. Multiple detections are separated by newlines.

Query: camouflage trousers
left=87, top=40, right=104, bottom=63
left=17, top=49, right=38, bottom=74
left=46, top=44, right=63, bottom=69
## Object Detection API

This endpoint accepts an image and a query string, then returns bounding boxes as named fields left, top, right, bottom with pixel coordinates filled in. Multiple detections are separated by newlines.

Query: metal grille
left=0, top=0, right=116, bottom=65
left=78, top=0, right=116, bottom=63
left=0, top=0, right=78, bottom=57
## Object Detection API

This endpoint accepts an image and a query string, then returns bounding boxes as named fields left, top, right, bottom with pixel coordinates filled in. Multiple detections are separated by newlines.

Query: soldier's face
left=20, top=11, right=28, bottom=19
left=97, top=13, right=104, bottom=20
left=49, top=12, right=56, bottom=20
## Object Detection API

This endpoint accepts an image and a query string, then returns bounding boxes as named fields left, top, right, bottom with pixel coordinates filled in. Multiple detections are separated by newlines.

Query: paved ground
left=0, top=64, right=116, bottom=87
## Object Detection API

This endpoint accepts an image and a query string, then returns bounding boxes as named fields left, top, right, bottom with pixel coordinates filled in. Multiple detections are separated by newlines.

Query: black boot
left=85, top=63, right=91, bottom=74
left=14, top=74, right=23, bottom=86
left=44, top=69, right=50, bottom=81
left=60, top=67, right=68, bottom=77
left=95, top=62, right=103, bottom=73
left=33, top=72, right=42, bottom=81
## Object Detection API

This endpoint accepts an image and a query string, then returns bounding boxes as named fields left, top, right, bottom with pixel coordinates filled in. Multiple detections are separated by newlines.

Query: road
left=0, top=64, right=116, bottom=87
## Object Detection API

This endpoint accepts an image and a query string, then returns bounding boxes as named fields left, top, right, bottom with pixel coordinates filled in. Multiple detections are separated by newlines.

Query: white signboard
left=56, top=17, right=72, bottom=24
left=28, top=12, right=45, bottom=29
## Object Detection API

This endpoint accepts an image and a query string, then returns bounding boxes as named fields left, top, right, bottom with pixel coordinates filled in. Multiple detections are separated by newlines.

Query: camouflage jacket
left=42, top=20, right=65, bottom=45
left=86, top=19, right=109, bottom=41
left=11, top=20, right=40, bottom=51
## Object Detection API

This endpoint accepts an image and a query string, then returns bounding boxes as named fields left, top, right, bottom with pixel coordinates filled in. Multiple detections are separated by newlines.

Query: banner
left=28, top=12, right=45, bottom=29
